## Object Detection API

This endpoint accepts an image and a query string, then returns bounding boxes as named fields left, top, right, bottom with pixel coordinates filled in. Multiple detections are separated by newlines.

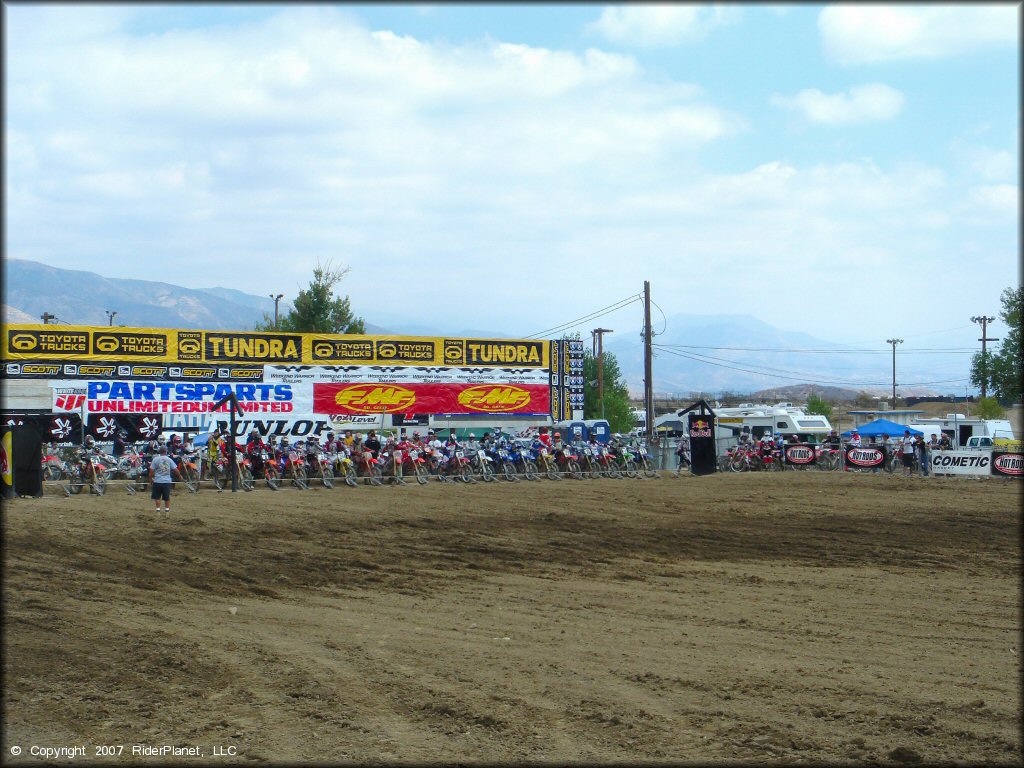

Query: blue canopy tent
left=842, top=419, right=922, bottom=438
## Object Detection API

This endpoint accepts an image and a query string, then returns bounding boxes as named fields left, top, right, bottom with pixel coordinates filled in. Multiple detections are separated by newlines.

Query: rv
left=912, top=415, right=1016, bottom=449
left=703, top=403, right=833, bottom=446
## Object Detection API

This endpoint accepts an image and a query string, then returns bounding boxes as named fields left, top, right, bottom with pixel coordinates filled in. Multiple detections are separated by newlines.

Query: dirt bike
left=330, top=449, right=359, bottom=487
left=492, top=445, right=518, bottom=481
left=468, top=447, right=496, bottom=482
left=552, top=445, right=584, bottom=480
left=109, top=447, right=150, bottom=494
left=595, top=445, right=622, bottom=479
left=814, top=445, right=842, bottom=471
left=533, top=445, right=561, bottom=480
left=281, top=450, right=309, bottom=489
left=445, top=448, right=475, bottom=483
left=174, top=451, right=201, bottom=493
left=248, top=450, right=280, bottom=490
left=612, top=445, right=640, bottom=479
left=578, top=445, right=605, bottom=479
left=41, top=446, right=69, bottom=482
left=508, top=443, right=537, bottom=480
left=401, top=447, right=430, bottom=485
left=353, top=451, right=383, bottom=486
left=63, top=450, right=108, bottom=496
left=302, top=446, right=334, bottom=489
left=631, top=443, right=660, bottom=478
left=421, top=445, right=453, bottom=483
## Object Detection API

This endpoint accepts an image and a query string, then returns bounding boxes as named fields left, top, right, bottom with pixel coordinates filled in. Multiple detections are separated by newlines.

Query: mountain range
left=4, top=258, right=966, bottom=397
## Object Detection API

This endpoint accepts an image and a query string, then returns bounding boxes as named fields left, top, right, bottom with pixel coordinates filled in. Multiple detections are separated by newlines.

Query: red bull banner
left=312, top=382, right=549, bottom=416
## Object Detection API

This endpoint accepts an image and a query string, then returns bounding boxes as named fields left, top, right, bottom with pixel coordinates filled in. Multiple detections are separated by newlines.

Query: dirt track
left=3, top=472, right=1021, bottom=765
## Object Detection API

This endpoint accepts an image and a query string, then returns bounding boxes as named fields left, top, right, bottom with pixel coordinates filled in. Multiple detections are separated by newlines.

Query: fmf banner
left=311, top=383, right=549, bottom=416
left=3, top=324, right=550, bottom=369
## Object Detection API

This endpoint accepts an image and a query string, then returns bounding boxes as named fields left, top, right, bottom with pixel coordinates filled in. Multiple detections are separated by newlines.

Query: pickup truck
left=965, top=435, right=1023, bottom=451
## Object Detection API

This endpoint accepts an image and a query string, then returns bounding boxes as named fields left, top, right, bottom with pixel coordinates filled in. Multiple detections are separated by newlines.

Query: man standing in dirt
left=148, top=445, right=181, bottom=518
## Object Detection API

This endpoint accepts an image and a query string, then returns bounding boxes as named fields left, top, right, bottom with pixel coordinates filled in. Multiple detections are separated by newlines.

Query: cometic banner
left=312, top=382, right=550, bottom=416
left=930, top=450, right=992, bottom=476
left=844, top=446, right=885, bottom=469
left=2, top=324, right=551, bottom=369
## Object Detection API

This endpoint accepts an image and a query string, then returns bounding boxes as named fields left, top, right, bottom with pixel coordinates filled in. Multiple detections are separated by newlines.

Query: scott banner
left=312, top=382, right=549, bottom=416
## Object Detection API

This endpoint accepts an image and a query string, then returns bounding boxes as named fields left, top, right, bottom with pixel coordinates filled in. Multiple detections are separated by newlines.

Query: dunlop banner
left=2, top=324, right=550, bottom=368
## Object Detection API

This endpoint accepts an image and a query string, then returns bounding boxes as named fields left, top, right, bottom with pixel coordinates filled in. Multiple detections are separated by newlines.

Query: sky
left=4, top=3, right=1020, bottom=359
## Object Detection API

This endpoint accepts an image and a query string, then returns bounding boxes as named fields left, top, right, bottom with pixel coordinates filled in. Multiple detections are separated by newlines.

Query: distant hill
left=3, top=259, right=964, bottom=397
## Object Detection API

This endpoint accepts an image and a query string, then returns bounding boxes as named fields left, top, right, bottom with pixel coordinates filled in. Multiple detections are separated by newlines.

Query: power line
left=526, top=294, right=641, bottom=339
left=652, top=343, right=976, bottom=354
left=652, top=344, right=969, bottom=388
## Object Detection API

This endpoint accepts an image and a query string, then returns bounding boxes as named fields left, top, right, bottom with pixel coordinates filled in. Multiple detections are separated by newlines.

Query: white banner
left=264, top=364, right=549, bottom=385
left=931, top=450, right=992, bottom=476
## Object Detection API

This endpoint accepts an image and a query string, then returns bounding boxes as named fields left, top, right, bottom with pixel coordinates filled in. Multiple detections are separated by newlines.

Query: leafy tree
left=970, top=287, right=1022, bottom=403
left=582, top=349, right=635, bottom=433
left=256, top=261, right=365, bottom=334
left=805, top=393, right=833, bottom=419
left=975, top=396, right=1005, bottom=419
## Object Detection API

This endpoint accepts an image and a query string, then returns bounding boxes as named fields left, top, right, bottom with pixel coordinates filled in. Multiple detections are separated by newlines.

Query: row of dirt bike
left=41, top=441, right=664, bottom=495
left=718, top=443, right=845, bottom=472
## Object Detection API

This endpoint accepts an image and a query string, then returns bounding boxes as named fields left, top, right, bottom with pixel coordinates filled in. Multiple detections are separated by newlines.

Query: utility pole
left=592, top=328, right=613, bottom=419
left=643, top=281, right=654, bottom=443
left=105, top=310, right=117, bottom=326
left=270, top=294, right=284, bottom=329
left=40, top=312, right=56, bottom=324
left=970, top=315, right=998, bottom=400
left=886, top=338, right=903, bottom=405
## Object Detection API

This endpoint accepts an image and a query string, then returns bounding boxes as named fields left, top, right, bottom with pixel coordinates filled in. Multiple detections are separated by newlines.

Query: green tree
left=256, top=261, right=365, bottom=334
left=805, top=393, right=833, bottom=419
left=582, top=348, right=635, bottom=433
left=975, top=396, right=1005, bottom=419
left=970, top=287, right=1022, bottom=403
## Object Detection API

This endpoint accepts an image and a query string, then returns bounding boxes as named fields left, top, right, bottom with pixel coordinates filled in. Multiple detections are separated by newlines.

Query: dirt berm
left=3, top=472, right=1021, bottom=765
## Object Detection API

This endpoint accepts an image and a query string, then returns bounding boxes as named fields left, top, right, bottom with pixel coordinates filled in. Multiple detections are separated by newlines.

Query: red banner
left=312, top=382, right=550, bottom=415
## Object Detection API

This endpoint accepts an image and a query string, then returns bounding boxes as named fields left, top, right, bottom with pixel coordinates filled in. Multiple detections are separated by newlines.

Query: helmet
left=117, top=429, right=128, bottom=439
left=158, top=435, right=167, bottom=443
left=249, top=430, right=258, bottom=439
left=614, top=433, right=621, bottom=439
left=281, top=437, right=289, bottom=445
left=268, top=436, right=277, bottom=444
left=84, top=435, right=95, bottom=446
left=327, top=432, right=335, bottom=439
left=412, top=431, right=420, bottom=438
left=469, top=433, right=475, bottom=438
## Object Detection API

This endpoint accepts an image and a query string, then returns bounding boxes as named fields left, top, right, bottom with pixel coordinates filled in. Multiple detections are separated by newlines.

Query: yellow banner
left=2, top=324, right=550, bottom=368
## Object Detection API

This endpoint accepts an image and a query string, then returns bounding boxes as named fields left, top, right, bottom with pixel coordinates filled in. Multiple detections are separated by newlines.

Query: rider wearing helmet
left=362, top=430, right=380, bottom=459
left=113, top=429, right=129, bottom=457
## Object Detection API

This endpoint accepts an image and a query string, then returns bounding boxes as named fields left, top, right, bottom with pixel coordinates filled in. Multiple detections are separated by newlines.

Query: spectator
left=915, top=434, right=930, bottom=477
left=938, top=433, right=952, bottom=450
left=899, top=430, right=916, bottom=477
left=148, top=445, right=180, bottom=518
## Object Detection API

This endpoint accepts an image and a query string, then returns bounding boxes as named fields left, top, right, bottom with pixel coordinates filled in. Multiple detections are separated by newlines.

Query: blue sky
left=4, top=3, right=1019, bottom=364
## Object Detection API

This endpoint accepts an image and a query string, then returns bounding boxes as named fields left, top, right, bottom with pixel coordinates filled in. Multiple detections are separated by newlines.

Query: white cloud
left=819, top=5, right=1019, bottom=64
left=588, top=4, right=740, bottom=48
left=770, top=83, right=905, bottom=124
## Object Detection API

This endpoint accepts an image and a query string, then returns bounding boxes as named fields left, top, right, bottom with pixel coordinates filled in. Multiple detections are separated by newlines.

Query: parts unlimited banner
left=3, top=324, right=550, bottom=369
